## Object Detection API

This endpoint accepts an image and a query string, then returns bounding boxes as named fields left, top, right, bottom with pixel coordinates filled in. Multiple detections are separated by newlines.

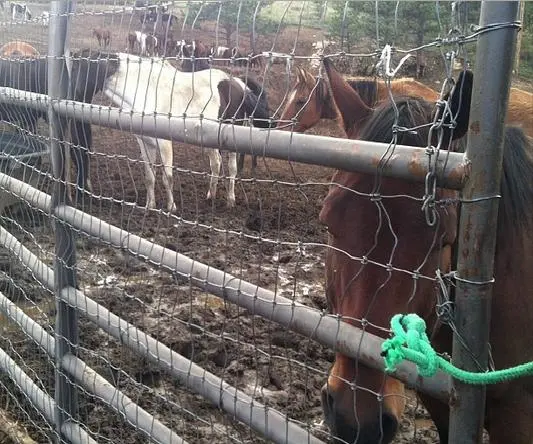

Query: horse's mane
left=360, top=95, right=533, bottom=244
left=238, top=75, right=272, bottom=128
left=70, top=50, right=119, bottom=101
left=358, top=95, right=431, bottom=147
left=499, top=127, right=533, bottom=238
left=347, top=79, right=379, bottom=108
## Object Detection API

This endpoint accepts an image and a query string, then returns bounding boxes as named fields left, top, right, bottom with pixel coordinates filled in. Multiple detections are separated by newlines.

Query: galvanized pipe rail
left=0, top=89, right=469, bottom=190
left=0, top=210, right=325, bottom=444
left=0, top=171, right=451, bottom=403
left=0, top=229, right=188, bottom=444
left=0, top=337, right=97, bottom=444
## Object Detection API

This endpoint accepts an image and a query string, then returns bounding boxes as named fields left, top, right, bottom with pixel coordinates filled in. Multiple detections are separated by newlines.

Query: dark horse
left=319, top=59, right=533, bottom=442
left=0, top=55, right=114, bottom=203
left=179, top=42, right=273, bottom=175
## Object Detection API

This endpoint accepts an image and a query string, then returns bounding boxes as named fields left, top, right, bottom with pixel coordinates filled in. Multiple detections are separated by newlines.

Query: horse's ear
left=302, top=68, right=316, bottom=85
left=295, top=66, right=304, bottom=83
left=449, top=70, right=473, bottom=141
left=436, top=70, right=473, bottom=143
left=323, top=57, right=373, bottom=138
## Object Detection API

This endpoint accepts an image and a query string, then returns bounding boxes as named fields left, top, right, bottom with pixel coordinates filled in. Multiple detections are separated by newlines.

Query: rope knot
left=382, top=314, right=439, bottom=377
left=381, top=313, right=533, bottom=384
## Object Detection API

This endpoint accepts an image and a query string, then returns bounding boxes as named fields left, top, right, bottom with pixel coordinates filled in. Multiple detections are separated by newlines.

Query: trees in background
left=517, top=1, right=533, bottom=77
left=185, top=0, right=276, bottom=51
left=315, top=1, right=481, bottom=51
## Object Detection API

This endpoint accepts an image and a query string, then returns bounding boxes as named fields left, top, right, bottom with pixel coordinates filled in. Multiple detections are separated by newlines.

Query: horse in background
left=319, top=59, right=533, bottom=443
left=126, top=33, right=137, bottom=54
left=278, top=63, right=533, bottom=139
left=153, top=31, right=175, bottom=56
left=127, top=31, right=157, bottom=56
left=211, top=46, right=247, bottom=67
left=178, top=42, right=272, bottom=175
left=0, top=41, right=40, bottom=57
left=248, top=52, right=264, bottom=69
left=211, top=46, right=230, bottom=66
left=9, top=1, right=30, bottom=21
left=178, top=40, right=210, bottom=71
left=35, top=11, right=49, bottom=26
left=0, top=54, right=114, bottom=203
left=93, top=28, right=111, bottom=48
left=73, top=50, right=270, bottom=212
left=277, top=65, right=437, bottom=133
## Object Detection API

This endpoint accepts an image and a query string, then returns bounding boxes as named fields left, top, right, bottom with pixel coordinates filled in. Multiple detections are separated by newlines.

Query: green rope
left=381, top=314, right=533, bottom=384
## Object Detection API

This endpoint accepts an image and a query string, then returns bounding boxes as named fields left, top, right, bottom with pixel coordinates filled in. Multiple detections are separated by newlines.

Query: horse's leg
left=227, top=151, right=237, bottom=207
left=136, top=136, right=158, bottom=209
left=237, top=153, right=245, bottom=175
left=251, top=155, right=258, bottom=173
left=157, top=139, right=176, bottom=212
left=206, top=148, right=222, bottom=203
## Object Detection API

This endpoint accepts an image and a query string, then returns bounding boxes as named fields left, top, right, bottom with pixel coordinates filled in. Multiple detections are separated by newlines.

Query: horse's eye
left=295, top=99, right=306, bottom=107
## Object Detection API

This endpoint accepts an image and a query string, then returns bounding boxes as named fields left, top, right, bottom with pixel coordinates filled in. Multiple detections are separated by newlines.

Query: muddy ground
left=0, top=3, right=523, bottom=443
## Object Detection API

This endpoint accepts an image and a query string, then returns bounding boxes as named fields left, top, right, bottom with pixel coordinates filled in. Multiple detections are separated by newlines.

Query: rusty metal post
left=449, top=1, right=519, bottom=442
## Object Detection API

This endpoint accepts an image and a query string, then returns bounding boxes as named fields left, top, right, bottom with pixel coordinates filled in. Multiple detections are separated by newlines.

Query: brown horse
left=0, top=41, right=40, bottom=57
left=319, top=59, right=533, bottom=443
left=92, top=28, right=111, bottom=48
left=508, top=87, right=533, bottom=138
left=279, top=65, right=533, bottom=139
left=153, top=31, right=175, bottom=56
left=126, top=33, right=137, bottom=54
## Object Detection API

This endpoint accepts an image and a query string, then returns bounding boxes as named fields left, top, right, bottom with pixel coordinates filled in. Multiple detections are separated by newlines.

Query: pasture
left=0, top=2, right=529, bottom=443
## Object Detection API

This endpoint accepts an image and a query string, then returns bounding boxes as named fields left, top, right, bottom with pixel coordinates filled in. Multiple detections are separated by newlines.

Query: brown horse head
left=319, top=71, right=473, bottom=443
left=277, top=65, right=338, bottom=132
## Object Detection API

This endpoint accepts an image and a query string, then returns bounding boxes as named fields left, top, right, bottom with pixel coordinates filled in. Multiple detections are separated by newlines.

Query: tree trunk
left=249, top=23, right=256, bottom=54
left=224, top=24, right=233, bottom=47
left=514, top=0, right=526, bottom=75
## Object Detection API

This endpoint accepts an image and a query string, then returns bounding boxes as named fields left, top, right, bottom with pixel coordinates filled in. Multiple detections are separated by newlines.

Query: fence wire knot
left=375, top=44, right=413, bottom=78
left=382, top=314, right=533, bottom=384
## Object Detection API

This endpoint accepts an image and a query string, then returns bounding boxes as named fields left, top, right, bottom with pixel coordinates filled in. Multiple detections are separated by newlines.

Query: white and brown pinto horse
left=74, top=51, right=270, bottom=212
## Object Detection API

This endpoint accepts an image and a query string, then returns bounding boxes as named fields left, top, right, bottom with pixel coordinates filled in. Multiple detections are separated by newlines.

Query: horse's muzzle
left=321, top=384, right=398, bottom=443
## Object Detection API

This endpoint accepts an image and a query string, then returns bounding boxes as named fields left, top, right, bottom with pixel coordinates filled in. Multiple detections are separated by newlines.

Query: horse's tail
left=498, top=126, right=533, bottom=240
left=238, top=76, right=273, bottom=129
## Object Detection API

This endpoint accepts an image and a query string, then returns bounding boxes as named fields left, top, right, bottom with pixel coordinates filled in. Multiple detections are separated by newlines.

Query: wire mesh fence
left=0, top=0, right=527, bottom=443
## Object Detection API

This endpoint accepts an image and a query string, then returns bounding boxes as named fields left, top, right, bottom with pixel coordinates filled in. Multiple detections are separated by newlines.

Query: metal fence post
left=48, top=1, right=79, bottom=439
left=448, top=1, right=519, bottom=442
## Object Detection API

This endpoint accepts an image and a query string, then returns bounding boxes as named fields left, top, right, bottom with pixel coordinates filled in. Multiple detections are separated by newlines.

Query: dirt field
left=0, top=3, right=522, bottom=443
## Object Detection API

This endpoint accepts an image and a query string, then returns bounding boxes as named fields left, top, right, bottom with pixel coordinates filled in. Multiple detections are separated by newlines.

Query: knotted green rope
left=381, top=314, right=533, bottom=384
